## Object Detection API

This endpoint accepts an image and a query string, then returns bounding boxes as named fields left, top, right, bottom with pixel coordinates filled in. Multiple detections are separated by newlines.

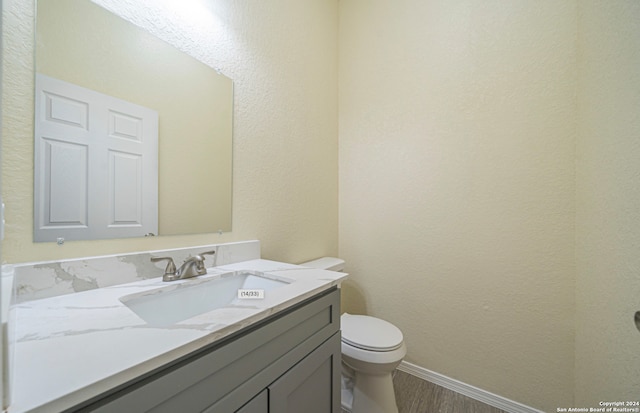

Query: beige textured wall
left=339, top=1, right=577, bottom=411
left=6, top=0, right=638, bottom=409
left=1, top=0, right=338, bottom=263
left=575, top=0, right=640, bottom=405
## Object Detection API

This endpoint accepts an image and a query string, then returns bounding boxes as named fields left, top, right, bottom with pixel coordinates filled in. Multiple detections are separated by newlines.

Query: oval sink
left=119, top=271, right=290, bottom=327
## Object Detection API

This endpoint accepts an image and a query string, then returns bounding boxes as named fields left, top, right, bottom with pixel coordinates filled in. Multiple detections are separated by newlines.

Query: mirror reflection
left=34, top=0, right=233, bottom=241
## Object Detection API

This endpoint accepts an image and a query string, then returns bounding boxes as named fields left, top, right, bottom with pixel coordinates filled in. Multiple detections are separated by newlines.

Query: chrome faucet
left=151, top=250, right=216, bottom=282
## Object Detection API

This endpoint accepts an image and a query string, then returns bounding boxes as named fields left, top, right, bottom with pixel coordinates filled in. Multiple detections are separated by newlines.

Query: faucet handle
left=199, top=250, right=216, bottom=265
left=200, top=250, right=216, bottom=258
left=190, top=250, right=216, bottom=274
left=150, top=256, right=177, bottom=279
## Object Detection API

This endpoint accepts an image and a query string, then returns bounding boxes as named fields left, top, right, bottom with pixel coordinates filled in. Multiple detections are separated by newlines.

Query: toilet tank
left=300, top=257, right=345, bottom=272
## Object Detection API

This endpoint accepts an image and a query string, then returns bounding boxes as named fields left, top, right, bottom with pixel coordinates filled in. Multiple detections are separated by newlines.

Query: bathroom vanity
left=8, top=242, right=346, bottom=413
left=79, top=288, right=341, bottom=413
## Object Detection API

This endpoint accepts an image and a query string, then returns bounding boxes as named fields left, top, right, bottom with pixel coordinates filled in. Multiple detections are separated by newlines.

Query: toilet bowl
left=299, top=258, right=406, bottom=413
left=340, top=313, right=406, bottom=413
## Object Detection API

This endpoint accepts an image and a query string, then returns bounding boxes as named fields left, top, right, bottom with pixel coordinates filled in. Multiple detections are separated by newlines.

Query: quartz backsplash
left=8, top=240, right=260, bottom=304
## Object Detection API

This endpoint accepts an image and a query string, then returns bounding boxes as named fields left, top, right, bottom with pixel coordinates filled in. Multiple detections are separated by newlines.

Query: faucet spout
left=176, top=255, right=207, bottom=279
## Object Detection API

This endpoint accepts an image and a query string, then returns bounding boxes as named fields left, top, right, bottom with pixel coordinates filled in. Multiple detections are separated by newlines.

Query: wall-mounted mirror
left=34, top=0, right=233, bottom=241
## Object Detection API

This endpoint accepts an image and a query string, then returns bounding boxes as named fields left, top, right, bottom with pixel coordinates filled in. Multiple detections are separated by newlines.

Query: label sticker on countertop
left=238, top=289, right=265, bottom=299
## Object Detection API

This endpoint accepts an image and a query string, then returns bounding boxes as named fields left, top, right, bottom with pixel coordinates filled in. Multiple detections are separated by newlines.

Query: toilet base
left=341, top=364, right=355, bottom=411
left=341, top=388, right=353, bottom=411
left=341, top=371, right=398, bottom=413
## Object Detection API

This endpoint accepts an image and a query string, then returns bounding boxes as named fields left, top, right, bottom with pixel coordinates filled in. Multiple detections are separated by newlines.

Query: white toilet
left=301, top=258, right=407, bottom=413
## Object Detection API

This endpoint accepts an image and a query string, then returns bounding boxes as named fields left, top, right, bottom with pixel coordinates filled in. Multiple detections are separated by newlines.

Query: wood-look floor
left=342, top=369, right=508, bottom=413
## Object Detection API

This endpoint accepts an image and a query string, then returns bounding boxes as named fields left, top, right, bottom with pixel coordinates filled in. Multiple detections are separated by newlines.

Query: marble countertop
left=9, top=259, right=347, bottom=413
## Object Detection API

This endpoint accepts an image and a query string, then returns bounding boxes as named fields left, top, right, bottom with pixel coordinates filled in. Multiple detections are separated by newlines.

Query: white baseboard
left=397, top=361, right=545, bottom=413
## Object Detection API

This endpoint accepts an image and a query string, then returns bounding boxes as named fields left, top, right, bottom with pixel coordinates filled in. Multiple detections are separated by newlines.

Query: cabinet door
left=269, top=333, right=341, bottom=413
left=236, top=389, right=268, bottom=413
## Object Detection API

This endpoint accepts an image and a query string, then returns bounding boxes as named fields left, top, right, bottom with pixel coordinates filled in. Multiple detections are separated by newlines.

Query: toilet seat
left=341, top=314, right=404, bottom=351
left=342, top=339, right=407, bottom=366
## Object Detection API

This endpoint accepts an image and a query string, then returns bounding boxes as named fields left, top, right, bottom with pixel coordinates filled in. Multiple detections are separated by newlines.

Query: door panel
left=34, top=73, right=158, bottom=241
left=269, top=334, right=341, bottom=413
left=235, top=390, right=267, bottom=413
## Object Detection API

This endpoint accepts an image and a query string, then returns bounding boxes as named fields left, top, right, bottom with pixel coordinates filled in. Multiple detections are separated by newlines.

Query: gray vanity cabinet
left=235, top=333, right=339, bottom=413
left=268, top=333, right=339, bottom=412
left=71, top=288, right=341, bottom=413
left=235, top=390, right=267, bottom=413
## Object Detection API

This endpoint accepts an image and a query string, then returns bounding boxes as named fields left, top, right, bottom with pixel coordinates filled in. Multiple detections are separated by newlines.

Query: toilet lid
left=341, top=314, right=404, bottom=351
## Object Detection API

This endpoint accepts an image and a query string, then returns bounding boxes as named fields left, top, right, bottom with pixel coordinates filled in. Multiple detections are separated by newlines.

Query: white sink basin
left=120, top=271, right=290, bottom=327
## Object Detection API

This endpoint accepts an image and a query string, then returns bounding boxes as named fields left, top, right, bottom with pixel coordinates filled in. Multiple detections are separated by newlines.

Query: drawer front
left=72, top=288, right=340, bottom=413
